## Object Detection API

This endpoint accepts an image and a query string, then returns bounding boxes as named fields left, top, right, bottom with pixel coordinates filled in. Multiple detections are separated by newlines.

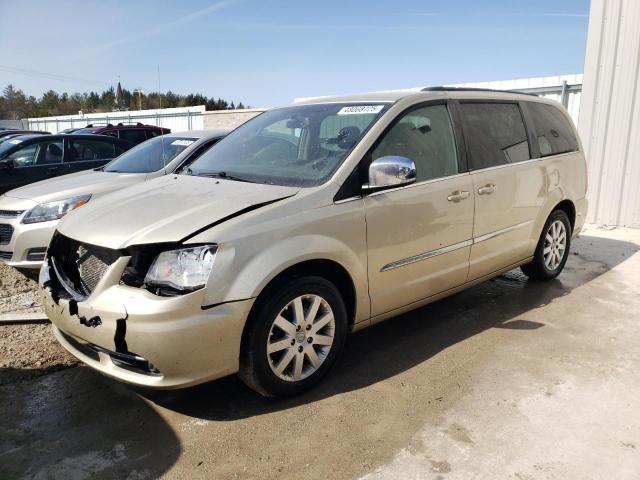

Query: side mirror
left=0, top=158, right=14, bottom=172
left=362, top=156, right=416, bottom=191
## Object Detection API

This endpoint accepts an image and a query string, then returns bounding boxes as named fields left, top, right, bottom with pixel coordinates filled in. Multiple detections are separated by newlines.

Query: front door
left=1, top=138, right=66, bottom=192
left=364, top=103, right=474, bottom=317
left=459, top=102, right=546, bottom=280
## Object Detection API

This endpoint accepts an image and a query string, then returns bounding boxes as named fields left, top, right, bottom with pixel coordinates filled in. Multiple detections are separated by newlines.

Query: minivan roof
left=293, top=87, right=554, bottom=106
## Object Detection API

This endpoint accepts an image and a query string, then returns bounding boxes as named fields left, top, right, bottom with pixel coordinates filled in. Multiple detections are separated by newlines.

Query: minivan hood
left=4, top=170, right=147, bottom=204
left=57, top=175, right=299, bottom=249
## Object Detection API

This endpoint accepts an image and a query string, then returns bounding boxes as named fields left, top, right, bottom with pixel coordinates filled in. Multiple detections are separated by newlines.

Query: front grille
left=77, top=245, right=114, bottom=292
left=48, top=232, right=121, bottom=298
left=0, top=251, right=12, bottom=260
left=0, top=224, right=13, bottom=245
left=0, top=210, right=23, bottom=219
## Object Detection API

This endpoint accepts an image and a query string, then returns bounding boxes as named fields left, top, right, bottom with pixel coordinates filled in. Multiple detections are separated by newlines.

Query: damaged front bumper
left=41, top=260, right=255, bottom=389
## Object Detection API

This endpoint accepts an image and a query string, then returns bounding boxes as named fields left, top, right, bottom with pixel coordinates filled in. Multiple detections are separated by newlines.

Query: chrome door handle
left=447, top=190, right=470, bottom=202
left=478, top=184, right=496, bottom=195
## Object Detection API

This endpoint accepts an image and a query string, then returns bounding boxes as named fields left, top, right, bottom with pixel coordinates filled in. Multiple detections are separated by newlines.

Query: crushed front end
left=41, top=231, right=254, bottom=389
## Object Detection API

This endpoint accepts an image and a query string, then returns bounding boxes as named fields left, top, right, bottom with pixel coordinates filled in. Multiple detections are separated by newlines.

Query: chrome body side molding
left=381, top=220, right=534, bottom=272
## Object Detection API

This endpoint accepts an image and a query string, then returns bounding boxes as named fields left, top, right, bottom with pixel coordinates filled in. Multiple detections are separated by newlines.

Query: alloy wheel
left=543, top=219, right=567, bottom=270
left=266, top=294, right=335, bottom=382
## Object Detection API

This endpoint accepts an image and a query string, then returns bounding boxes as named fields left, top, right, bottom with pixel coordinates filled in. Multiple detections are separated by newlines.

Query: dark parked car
left=73, top=122, right=170, bottom=145
left=0, top=130, right=50, bottom=140
left=0, top=134, right=133, bottom=194
left=58, top=127, right=83, bottom=135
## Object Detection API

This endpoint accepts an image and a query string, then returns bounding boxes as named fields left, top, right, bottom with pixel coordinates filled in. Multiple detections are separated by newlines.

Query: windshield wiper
left=196, top=171, right=256, bottom=183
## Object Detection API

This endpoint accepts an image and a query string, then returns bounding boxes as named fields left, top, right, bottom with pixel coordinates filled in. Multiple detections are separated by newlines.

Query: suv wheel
left=239, top=276, right=347, bottom=397
left=521, top=210, right=572, bottom=281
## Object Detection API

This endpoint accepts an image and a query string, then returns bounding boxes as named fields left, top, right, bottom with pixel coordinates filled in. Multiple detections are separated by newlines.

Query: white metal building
left=26, top=105, right=206, bottom=134
left=579, top=0, right=640, bottom=227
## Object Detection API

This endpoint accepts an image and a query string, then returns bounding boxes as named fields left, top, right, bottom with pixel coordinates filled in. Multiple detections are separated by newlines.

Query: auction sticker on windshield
left=171, top=139, right=195, bottom=147
left=337, top=105, right=385, bottom=115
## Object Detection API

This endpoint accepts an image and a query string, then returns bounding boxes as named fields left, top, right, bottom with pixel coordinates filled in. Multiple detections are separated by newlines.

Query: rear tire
left=521, top=210, right=571, bottom=281
left=239, top=276, right=347, bottom=397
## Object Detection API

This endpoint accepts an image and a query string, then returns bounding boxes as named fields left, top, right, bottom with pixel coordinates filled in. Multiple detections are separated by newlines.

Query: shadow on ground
left=0, top=368, right=181, bottom=479
left=145, top=234, right=639, bottom=420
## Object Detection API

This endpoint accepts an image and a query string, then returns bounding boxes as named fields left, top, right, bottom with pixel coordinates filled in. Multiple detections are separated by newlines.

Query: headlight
left=22, top=195, right=91, bottom=224
left=144, top=245, right=217, bottom=292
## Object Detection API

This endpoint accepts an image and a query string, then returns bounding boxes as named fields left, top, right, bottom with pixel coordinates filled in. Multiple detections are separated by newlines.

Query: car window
left=175, top=138, right=222, bottom=171
left=118, top=129, right=147, bottom=144
left=147, top=130, right=160, bottom=139
left=103, top=136, right=198, bottom=173
left=461, top=103, right=531, bottom=169
left=371, top=104, right=459, bottom=182
left=68, top=138, right=116, bottom=162
left=7, top=139, right=63, bottom=167
left=525, top=102, right=579, bottom=156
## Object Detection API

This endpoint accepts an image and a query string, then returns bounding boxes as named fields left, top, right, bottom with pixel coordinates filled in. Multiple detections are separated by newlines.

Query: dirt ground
left=0, top=264, right=78, bottom=386
left=0, top=263, right=42, bottom=314
left=1, top=226, right=640, bottom=479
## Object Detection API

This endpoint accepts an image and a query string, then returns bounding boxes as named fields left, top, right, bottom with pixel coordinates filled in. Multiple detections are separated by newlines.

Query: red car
left=73, top=123, right=170, bottom=145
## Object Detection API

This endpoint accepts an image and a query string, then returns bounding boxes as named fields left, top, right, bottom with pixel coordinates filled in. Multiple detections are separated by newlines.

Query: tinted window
left=68, top=138, right=115, bottom=161
left=7, top=139, right=63, bottom=167
left=118, top=129, right=147, bottom=144
left=372, top=104, right=458, bottom=181
left=526, top=102, right=578, bottom=156
left=104, top=136, right=197, bottom=173
left=461, top=103, right=530, bottom=169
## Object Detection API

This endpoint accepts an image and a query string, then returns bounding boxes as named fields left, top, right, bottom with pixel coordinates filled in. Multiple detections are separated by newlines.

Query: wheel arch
left=239, top=258, right=358, bottom=359
left=553, top=199, right=576, bottom=231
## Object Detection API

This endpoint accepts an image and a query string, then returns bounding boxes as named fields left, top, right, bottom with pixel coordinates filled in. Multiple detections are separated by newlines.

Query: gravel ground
left=0, top=263, right=78, bottom=386
left=0, top=263, right=42, bottom=314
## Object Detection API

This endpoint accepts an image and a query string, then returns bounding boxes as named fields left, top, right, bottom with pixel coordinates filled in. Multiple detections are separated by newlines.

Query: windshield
left=103, top=136, right=197, bottom=173
left=186, top=103, right=389, bottom=187
left=0, top=137, right=25, bottom=155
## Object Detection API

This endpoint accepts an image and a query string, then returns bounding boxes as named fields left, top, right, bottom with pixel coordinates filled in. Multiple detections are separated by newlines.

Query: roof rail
left=421, top=86, right=537, bottom=97
left=116, top=122, right=145, bottom=126
left=85, top=123, right=114, bottom=128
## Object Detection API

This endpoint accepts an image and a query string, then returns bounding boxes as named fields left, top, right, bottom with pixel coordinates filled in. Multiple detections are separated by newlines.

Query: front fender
left=196, top=200, right=370, bottom=325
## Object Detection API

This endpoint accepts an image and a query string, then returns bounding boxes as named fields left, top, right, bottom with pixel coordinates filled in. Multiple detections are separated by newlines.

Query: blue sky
left=0, top=0, right=590, bottom=107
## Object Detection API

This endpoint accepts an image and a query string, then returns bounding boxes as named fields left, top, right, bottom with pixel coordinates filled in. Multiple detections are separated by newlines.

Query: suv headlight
left=144, top=245, right=217, bottom=292
left=22, top=195, right=91, bottom=224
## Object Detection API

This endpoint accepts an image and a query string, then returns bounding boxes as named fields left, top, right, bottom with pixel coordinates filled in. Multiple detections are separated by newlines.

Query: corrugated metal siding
left=579, top=0, right=640, bottom=227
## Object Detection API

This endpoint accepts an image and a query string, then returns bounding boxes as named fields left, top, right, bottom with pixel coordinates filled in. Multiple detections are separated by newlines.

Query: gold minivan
left=40, top=88, right=588, bottom=397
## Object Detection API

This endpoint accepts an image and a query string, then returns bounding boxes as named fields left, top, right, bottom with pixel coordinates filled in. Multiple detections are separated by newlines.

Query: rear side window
left=68, top=138, right=115, bottom=161
left=526, top=102, right=579, bottom=156
left=118, top=129, right=147, bottom=144
left=461, top=103, right=530, bottom=169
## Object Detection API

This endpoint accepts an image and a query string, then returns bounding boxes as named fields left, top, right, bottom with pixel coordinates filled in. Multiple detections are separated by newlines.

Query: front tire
left=521, top=210, right=572, bottom=281
left=239, top=276, right=348, bottom=397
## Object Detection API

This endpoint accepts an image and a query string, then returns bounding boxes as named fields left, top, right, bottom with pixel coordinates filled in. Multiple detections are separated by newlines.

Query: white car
left=0, top=129, right=229, bottom=269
